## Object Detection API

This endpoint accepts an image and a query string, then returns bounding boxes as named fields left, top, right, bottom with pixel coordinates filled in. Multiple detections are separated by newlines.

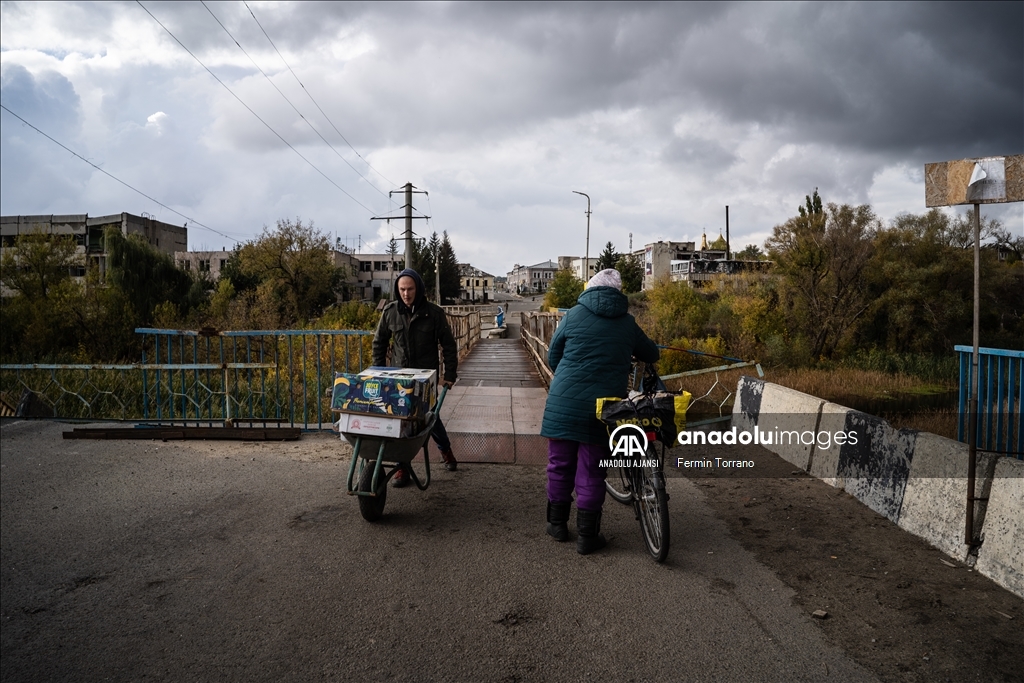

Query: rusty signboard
left=924, top=154, right=1023, bottom=207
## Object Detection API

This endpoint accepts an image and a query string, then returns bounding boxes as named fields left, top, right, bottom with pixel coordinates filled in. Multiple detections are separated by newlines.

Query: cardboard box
left=331, top=367, right=437, bottom=418
left=336, top=412, right=420, bottom=438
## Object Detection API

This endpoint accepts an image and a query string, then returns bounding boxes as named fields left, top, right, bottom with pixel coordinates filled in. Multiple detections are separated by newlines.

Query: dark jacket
left=541, top=286, right=659, bottom=444
left=372, top=269, right=458, bottom=383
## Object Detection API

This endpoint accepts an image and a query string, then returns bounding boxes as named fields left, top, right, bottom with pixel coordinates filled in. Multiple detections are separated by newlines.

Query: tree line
left=2, top=194, right=1019, bottom=374
left=637, top=191, right=1022, bottom=378
left=0, top=218, right=467, bottom=362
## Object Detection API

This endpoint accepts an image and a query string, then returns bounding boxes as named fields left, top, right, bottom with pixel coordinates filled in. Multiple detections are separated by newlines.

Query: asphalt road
left=1, top=419, right=879, bottom=683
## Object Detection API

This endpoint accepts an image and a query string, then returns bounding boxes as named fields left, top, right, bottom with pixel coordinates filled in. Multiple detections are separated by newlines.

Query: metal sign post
left=924, top=154, right=1022, bottom=547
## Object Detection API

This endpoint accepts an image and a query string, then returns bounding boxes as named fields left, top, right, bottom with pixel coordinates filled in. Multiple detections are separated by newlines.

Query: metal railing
left=956, top=345, right=1022, bottom=458
left=137, top=328, right=376, bottom=429
left=1, top=317, right=479, bottom=432
left=0, top=329, right=376, bottom=430
left=520, top=311, right=762, bottom=425
left=0, top=362, right=272, bottom=423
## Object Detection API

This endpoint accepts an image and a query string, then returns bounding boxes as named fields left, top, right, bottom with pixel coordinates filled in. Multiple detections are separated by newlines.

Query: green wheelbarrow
left=343, top=386, right=449, bottom=521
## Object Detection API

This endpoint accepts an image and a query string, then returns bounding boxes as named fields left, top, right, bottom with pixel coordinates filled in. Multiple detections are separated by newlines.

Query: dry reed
left=886, top=408, right=959, bottom=440
left=762, top=367, right=953, bottom=401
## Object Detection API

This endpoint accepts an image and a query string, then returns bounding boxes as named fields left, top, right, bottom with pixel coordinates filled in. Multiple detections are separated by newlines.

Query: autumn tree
left=863, top=209, right=1022, bottom=353
left=614, top=253, right=644, bottom=294
left=234, top=218, right=341, bottom=324
left=766, top=192, right=878, bottom=361
left=734, top=244, right=765, bottom=260
left=105, top=228, right=200, bottom=327
left=544, top=268, right=584, bottom=309
left=0, top=232, right=81, bottom=300
left=0, top=232, right=138, bottom=361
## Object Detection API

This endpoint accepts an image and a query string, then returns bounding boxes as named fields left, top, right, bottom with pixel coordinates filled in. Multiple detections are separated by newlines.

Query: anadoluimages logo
left=608, top=423, right=649, bottom=458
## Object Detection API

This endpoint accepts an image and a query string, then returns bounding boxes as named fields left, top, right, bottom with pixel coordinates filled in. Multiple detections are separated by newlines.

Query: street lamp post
left=572, top=191, right=591, bottom=281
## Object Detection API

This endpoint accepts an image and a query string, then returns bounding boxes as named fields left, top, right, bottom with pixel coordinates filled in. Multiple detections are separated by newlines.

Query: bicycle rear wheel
left=605, top=464, right=634, bottom=505
left=634, top=445, right=670, bottom=562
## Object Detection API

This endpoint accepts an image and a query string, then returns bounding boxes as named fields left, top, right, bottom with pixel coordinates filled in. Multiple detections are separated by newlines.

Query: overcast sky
left=2, top=1, right=1021, bottom=276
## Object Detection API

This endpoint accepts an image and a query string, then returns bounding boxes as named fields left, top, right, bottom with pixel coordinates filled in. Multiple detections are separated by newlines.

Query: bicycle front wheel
left=635, top=447, right=670, bottom=562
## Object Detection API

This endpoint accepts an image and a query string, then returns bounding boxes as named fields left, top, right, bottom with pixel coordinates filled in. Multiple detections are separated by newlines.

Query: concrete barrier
left=732, top=377, right=1023, bottom=599
left=731, top=375, right=763, bottom=432
left=808, top=402, right=850, bottom=489
left=753, top=383, right=824, bottom=470
left=836, top=411, right=917, bottom=524
left=897, top=432, right=1000, bottom=562
left=974, top=458, right=1024, bottom=597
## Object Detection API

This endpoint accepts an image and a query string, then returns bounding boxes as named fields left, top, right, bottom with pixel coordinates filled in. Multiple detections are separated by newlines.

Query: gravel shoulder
left=669, top=442, right=1024, bottom=683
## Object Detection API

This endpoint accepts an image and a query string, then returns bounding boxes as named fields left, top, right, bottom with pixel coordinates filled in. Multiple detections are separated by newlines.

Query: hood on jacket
left=394, top=268, right=427, bottom=313
left=577, top=286, right=628, bottom=318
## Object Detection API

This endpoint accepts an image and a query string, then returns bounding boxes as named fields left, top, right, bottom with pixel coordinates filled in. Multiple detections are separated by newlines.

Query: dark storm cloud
left=672, top=2, right=1023, bottom=157
left=190, top=1, right=1020, bottom=164
left=2, top=1, right=1019, bottom=269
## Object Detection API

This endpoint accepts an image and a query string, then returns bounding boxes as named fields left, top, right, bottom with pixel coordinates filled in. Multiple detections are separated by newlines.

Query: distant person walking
left=372, top=269, right=459, bottom=485
left=540, top=269, right=659, bottom=554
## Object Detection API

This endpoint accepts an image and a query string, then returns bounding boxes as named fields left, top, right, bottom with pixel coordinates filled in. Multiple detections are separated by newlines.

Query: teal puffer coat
left=540, top=286, right=660, bottom=444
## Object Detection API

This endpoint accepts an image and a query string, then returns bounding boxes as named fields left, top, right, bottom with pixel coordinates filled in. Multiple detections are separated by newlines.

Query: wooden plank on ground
left=62, top=427, right=302, bottom=441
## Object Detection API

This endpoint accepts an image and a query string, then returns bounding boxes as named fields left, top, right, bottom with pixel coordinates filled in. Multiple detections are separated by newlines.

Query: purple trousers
left=546, top=439, right=609, bottom=511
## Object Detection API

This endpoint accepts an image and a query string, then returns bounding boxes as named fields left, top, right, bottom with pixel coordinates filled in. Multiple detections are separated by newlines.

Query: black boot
left=546, top=501, right=571, bottom=542
left=576, top=508, right=608, bottom=555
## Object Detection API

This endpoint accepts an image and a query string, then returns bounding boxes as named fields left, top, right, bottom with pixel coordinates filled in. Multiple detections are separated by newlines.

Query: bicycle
left=599, top=363, right=686, bottom=563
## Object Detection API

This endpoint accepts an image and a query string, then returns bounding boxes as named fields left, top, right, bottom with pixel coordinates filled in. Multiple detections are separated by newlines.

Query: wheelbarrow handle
left=435, top=384, right=449, bottom=413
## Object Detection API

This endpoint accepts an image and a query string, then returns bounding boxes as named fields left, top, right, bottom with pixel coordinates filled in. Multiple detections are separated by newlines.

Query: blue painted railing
left=956, top=346, right=1023, bottom=458
left=0, top=330, right=376, bottom=431
left=137, top=329, right=374, bottom=430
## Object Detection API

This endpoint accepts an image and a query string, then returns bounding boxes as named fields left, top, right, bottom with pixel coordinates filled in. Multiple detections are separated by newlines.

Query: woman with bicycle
left=540, top=268, right=660, bottom=554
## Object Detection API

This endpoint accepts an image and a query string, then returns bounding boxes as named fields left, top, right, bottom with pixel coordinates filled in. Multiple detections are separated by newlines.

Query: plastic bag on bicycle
left=595, top=392, right=691, bottom=445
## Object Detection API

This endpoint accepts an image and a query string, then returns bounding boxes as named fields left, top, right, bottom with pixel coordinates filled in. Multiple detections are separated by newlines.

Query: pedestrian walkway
left=455, top=338, right=542, bottom=387
left=444, top=338, right=548, bottom=464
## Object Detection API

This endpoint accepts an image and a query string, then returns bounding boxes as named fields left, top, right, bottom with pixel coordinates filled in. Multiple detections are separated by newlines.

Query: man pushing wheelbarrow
left=372, top=269, right=460, bottom=485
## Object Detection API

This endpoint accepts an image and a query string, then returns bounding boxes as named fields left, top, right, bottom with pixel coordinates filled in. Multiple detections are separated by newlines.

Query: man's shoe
left=439, top=448, right=458, bottom=472
left=392, top=465, right=411, bottom=488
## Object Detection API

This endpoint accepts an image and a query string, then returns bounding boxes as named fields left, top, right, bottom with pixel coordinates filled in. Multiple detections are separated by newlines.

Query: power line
left=0, top=103, right=238, bottom=242
left=136, top=0, right=376, bottom=216
left=200, top=1, right=391, bottom=202
left=242, top=0, right=396, bottom=190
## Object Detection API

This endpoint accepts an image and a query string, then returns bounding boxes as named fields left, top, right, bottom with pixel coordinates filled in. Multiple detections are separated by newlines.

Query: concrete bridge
left=444, top=299, right=549, bottom=465
left=2, top=295, right=1021, bottom=682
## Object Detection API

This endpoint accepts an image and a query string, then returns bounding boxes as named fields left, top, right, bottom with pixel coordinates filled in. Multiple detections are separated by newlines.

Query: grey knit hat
left=587, top=268, right=622, bottom=290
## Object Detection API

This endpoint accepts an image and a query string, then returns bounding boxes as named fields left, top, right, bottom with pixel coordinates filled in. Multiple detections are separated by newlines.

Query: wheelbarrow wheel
left=358, top=461, right=387, bottom=522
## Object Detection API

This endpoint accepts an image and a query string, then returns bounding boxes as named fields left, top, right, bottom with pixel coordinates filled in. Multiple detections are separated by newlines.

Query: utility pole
left=403, top=183, right=412, bottom=269
left=572, top=191, right=591, bottom=280
left=435, top=248, right=441, bottom=304
left=725, top=205, right=731, bottom=260
left=371, top=182, right=430, bottom=270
